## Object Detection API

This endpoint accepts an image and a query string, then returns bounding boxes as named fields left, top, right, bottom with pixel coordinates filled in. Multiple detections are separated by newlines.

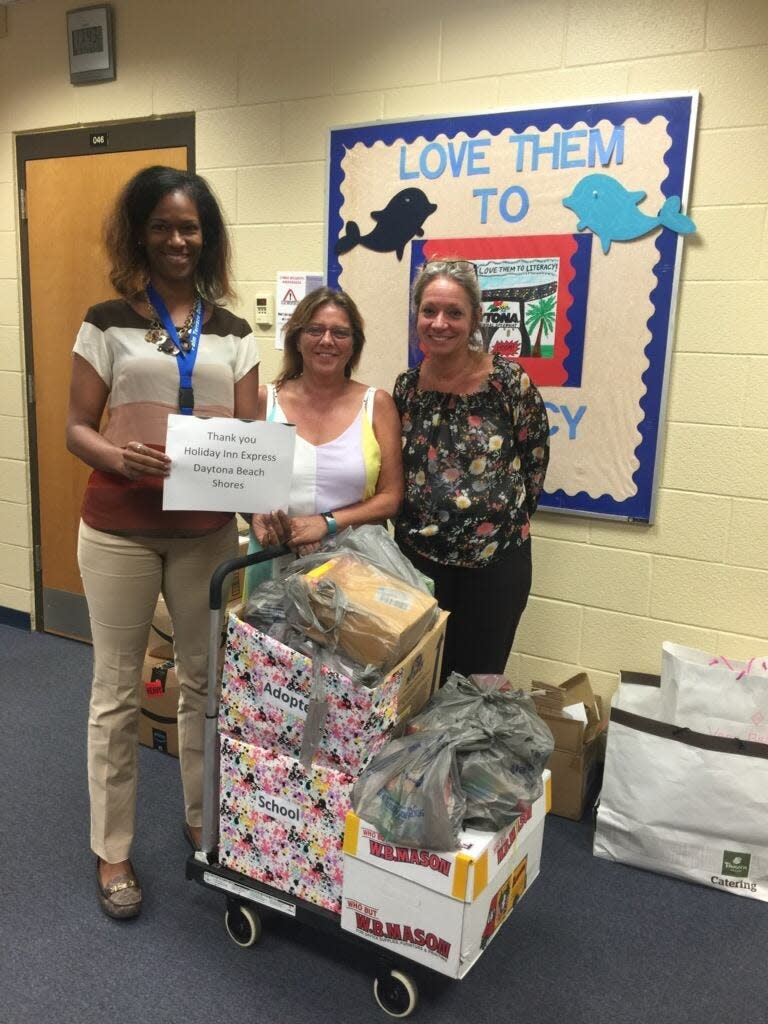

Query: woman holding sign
left=393, top=259, right=550, bottom=683
left=66, top=166, right=259, bottom=919
left=246, top=287, right=403, bottom=590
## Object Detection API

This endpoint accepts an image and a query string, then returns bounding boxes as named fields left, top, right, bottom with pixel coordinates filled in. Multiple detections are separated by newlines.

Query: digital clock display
left=72, top=25, right=104, bottom=56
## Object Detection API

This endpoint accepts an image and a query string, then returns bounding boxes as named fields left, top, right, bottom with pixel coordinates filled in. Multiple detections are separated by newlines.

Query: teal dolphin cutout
left=562, top=173, right=696, bottom=254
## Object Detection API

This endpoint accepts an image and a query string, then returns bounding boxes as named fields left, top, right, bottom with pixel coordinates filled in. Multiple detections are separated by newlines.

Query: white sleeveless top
left=265, top=384, right=381, bottom=514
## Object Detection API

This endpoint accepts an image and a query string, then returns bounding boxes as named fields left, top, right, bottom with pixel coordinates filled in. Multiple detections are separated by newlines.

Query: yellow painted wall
left=0, top=0, right=766, bottom=700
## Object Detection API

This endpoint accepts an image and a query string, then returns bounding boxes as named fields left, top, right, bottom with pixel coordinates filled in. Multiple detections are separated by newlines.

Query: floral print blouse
left=393, top=355, right=550, bottom=568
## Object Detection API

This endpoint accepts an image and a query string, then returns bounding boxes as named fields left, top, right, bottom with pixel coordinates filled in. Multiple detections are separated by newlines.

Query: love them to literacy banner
left=326, top=93, right=699, bottom=522
left=163, top=416, right=296, bottom=513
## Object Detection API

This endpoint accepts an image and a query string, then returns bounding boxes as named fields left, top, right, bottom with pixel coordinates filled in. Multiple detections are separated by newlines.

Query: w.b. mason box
left=339, top=771, right=550, bottom=978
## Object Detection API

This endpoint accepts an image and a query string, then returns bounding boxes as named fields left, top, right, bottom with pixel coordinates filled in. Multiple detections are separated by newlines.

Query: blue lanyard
left=146, top=283, right=203, bottom=415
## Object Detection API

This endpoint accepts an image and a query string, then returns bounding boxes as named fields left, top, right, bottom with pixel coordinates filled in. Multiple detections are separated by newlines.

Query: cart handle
left=209, top=544, right=291, bottom=610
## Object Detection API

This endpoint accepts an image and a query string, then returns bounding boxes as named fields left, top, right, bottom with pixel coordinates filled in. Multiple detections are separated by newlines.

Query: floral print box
left=220, top=610, right=448, bottom=774
left=219, top=734, right=354, bottom=913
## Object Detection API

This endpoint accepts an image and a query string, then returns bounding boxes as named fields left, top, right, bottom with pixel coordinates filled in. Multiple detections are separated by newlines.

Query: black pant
left=403, top=539, right=532, bottom=683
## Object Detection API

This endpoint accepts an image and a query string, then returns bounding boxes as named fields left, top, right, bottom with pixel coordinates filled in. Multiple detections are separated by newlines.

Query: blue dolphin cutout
left=562, top=173, right=696, bottom=254
left=335, top=187, right=438, bottom=261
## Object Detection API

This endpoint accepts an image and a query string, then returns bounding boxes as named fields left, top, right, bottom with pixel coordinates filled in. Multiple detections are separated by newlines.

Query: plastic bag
left=351, top=730, right=467, bottom=850
left=267, top=621, right=385, bottom=689
left=283, top=552, right=437, bottom=671
left=338, top=524, right=435, bottom=594
left=408, top=673, right=554, bottom=830
left=279, top=524, right=434, bottom=595
left=457, top=729, right=545, bottom=831
left=242, top=578, right=288, bottom=632
left=241, top=525, right=438, bottom=768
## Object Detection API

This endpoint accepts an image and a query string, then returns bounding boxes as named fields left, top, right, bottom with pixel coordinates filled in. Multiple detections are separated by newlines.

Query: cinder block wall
left=1, top=0, right=766, bottom=701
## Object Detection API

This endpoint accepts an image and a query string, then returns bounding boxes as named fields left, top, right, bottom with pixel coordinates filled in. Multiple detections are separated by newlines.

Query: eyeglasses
left=424, top=259, right=478, bottom=277
left=302, top=325, right=353, bottom=341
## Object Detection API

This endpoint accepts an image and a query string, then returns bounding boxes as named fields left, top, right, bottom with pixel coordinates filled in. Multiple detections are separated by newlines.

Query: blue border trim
left=327, top=95, right=695, bottom=521
left=0, top=606, right=32, bottom=630
left=562, top=232, right=592, bottom=389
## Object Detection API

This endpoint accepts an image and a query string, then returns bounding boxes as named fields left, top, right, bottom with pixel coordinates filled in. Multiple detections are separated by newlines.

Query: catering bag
left=660, top=643, right=768, bottom=742
left=593, top=679, right=768, bottom=901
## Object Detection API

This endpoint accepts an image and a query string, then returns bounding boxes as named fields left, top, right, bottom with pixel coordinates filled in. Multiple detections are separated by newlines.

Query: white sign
left=163, top=415, right=295, bottom=513
left=276, top=271, right=324, bottom=348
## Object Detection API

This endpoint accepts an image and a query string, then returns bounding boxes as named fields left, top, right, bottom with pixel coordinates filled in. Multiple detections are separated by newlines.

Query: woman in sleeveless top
left=245, top=287, right=403, bottom=592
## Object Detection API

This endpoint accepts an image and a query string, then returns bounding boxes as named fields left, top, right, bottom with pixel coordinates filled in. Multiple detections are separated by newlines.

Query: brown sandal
left=96, top=857, right=142, bottom=920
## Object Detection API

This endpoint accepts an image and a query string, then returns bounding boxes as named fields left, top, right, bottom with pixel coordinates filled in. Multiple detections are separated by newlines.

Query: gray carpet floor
left=1, top=623, right=766, bottom=1024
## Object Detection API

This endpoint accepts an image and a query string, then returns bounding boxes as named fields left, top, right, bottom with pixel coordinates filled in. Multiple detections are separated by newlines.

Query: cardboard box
left=147, top=533, right=248, bottom=660
left=147, top=596, right=174, bottom=660
left=139, top=655, right=180, bottom=756
left=532, top=673, right=607, bottom=820
left=219, top=609, right=448, bottom=774
left=219, top=735, right=354, bottom=913
left=297, top=555, right=438, bottom=668
left=339, top=771, right=550, bottom=978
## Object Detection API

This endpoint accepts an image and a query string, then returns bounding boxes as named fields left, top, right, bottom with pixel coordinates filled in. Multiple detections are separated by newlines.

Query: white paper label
left=163, top=416, right=296, bottom=513
left=256, top=790, right=303, bottom=825
left=261, top=680, right=310, bottom=719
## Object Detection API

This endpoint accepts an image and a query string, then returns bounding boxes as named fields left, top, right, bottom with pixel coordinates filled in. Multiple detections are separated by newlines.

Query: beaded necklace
left=144, top=294, right=201, bottom=355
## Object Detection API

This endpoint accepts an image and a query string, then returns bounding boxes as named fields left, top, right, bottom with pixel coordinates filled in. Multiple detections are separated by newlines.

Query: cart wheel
left=373, top=968, right=418, bottom=1018
left=224, top=903, right=261, bottom=948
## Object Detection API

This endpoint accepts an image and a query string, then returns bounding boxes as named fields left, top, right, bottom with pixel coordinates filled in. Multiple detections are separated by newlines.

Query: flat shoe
left=183, top=822, right=201, bottom=851
left=96, top=857, right=142, bottom=920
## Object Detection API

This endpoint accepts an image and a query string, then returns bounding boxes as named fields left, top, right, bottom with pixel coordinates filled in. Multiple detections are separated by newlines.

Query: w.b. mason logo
left=721, top=851, right=751, bottom=878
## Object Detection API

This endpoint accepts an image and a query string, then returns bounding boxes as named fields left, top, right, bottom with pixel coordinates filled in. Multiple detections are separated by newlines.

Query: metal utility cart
left=186, top=548, right=423, bottom=1018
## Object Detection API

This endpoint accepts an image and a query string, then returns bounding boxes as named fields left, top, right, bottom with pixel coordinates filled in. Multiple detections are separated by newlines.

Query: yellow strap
left=360, top=388, right=381, bottom=500
left=451, top=852, right=472, bottom=900
left=472, top=851, right=489, bottom=900
left=342, top=811, right=360, bottom=855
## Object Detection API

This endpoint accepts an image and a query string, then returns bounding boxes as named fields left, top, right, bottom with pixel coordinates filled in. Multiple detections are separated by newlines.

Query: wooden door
left=18, top=120, right=193, bottom=638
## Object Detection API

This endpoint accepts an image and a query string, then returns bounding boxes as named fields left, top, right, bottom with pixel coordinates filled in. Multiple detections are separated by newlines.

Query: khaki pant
left=78, top=519, right=237, bottom=862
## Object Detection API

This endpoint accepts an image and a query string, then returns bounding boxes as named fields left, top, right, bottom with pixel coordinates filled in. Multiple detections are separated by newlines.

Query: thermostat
left=254, top=292, right=274, bottom=326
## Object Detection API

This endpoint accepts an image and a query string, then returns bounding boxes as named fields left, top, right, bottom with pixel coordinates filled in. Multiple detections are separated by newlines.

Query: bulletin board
left=325, top=93, right=699, bottom=522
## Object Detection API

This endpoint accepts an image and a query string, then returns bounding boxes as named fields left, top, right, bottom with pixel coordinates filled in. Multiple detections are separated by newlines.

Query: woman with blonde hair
left=246, top=286, right=402, bottom=585
left=394, top=258, right=550, bottom=682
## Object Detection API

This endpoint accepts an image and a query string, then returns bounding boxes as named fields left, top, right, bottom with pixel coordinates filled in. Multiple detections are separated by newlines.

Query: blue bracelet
left=321, top=511, right=338, bottom=536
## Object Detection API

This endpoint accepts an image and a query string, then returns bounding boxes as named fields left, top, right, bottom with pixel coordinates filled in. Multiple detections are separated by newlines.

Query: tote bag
left=661, top=643, right=768, bottom=743
left=594, top=681, right=768, bottom=901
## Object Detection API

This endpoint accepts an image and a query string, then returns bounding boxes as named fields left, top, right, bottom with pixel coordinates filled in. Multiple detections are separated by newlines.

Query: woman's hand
left=295, top=542, right=324, bottom=557
left=120, top=442, right=171, bottom=480
left=252, top=510, right=292, bottom=548
left=286, top=514, right=331, bottom=550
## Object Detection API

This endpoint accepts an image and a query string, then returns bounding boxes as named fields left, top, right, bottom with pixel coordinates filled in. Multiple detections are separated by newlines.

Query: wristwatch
left=321, top=511, right=338, bottom=536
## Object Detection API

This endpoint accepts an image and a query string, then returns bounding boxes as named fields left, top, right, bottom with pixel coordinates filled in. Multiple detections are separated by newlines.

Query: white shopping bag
left=593, top=680, right=768, bottom=901
left=661, top=643, right=768, bottom=742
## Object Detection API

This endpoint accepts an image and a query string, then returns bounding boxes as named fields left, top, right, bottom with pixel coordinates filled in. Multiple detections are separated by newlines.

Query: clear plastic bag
left=241, top=578, right=288, bottom=632
left=351, top=730, right=467, bottom=850
left=279, top=524, right=434, bottom=595
left=239, top=525, right=438, bottom=767
left=283, top=551, right=437, bottom=671
left=337, top=524, right=434, bottom=594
